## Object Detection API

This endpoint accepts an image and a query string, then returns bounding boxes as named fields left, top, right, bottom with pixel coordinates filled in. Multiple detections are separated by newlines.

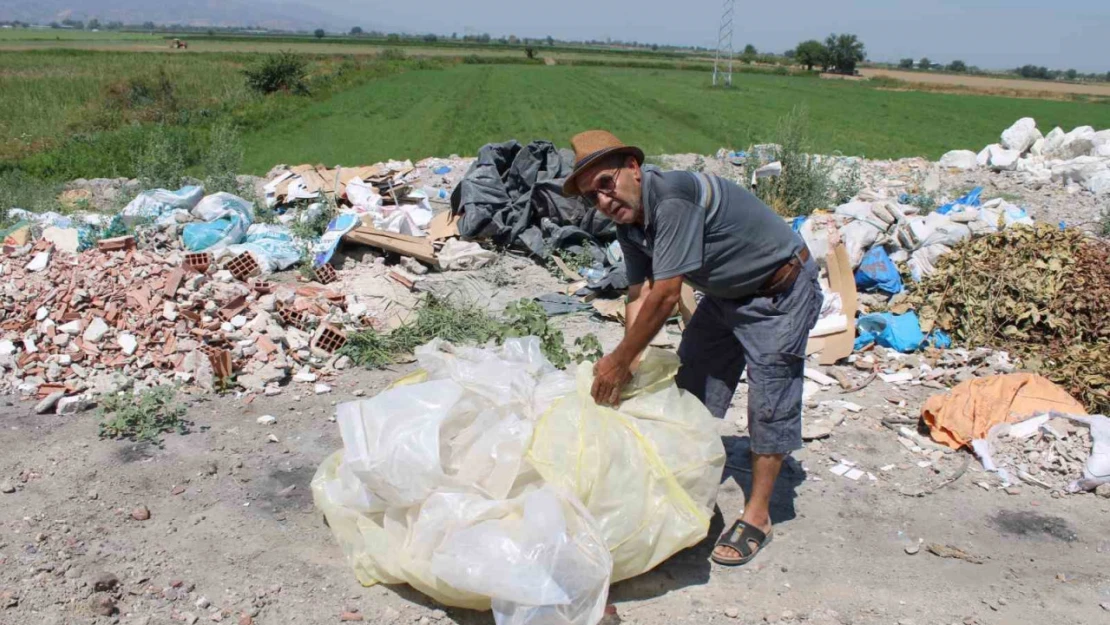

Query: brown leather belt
left=755, top=246, right=811, bottom=297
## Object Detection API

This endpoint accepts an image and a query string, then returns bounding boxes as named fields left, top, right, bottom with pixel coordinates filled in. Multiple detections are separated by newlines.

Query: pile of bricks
left=0, top=240, right=359, bottom=408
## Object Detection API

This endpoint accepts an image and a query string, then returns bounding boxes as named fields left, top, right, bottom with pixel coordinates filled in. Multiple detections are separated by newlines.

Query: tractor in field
left=169, top=39, right=188, bottom=50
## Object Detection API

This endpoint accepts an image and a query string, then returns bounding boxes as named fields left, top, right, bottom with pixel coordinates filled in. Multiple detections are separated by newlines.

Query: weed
left=500, top=299, right=570, bottom=368
left=571, top=334, right=604, bottom=364
left=831, top=159, right=863, bottom=204
left=0, top=170, right=61, bottom=217
left=200, top=121, right=244, bottom=195
left=552, top=246, right=597, bottom=274
left=134, top=125, right=188, bottom=190
left=749, top=106, right=836, bottom=217
left=1101, top=207, right=1110, bottom=237
left=98, top=385, right=189, bottom=446
left=289, top=200, right=335, bottom=240
left=243, top=51, right=309, bottom=95
left=340, top=296, right=576, bottom=369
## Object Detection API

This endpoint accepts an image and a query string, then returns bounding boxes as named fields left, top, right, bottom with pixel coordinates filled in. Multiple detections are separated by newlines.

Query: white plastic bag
left=121, top=185, right=204, bottom=226
left=438, top=240, right=498, bottom=271
left=312, top=339, right=725, bottom=624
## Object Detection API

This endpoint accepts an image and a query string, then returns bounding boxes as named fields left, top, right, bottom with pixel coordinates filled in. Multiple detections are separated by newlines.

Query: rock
left=988, top=145, right=1020, bottom=171
left=83, top=317, right=110, bottom=343
left=1095, top=483, right=1110, bottom=499
left=1029, top=137, right=1045, bottom=156
left=43, top=226, right=81, bottom=254
left=267, top=434, right=279, bottom=443
left=183, top=612, right=199, bottom=625
left=976, top=145, right=992, bottom=167
left=35, top=391, right=65, bottom=414
left=50, top=333, right=70, bottom=347
left=0, top=340, right=14, bottom=356
left=314, top=383, right=332, bottom=395
left=352, top=389, right=365, bottom=397
left=802, top=422, right=833, bottom=441
left=59, top=319, right=83, bottom=335
left=1000, top=117, right=1041, bottom=153
left=214, top=270, right=235, bottom=283
left=257, top=415, right=276, bottom=425
left=25, top=251, right=52, bottom=272
left=131, top=506, right=151, bottom=521
left=239, top=616, right=253, bottom=625
left=334, top=355, right=351, bottom=370
left=1042, top=126, right=1066, bottom=154
left=90, top=594, right=117, bottom=617
left=92, top=572, right=120, bottom=592
left=938, top=150, right=978, bottom=170
left=293, top=367, right=317, bottom=383
left=196, top=596, right=211, bottom=609
left=905, top=543, right=920, bottom=555
left=259, top=295, right=276, bottom=312
left=781, top=610, right=796, bottom=621
left=400, top=256, right=429, bottom=275
left=725, top=607, right=740, bottom=619
left=231, top=315, right=248, bottom=329
left=1088, top=171, right=1110, bottom=196
left=1, top=481, right=15, bottom=494
left=118, top=333, right=138, bottom=355
left=163, top=302, right=179, bottom=321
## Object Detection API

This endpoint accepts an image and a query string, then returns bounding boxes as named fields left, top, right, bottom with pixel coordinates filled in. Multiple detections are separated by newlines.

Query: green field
left=2, top=47, right=1109, bottom=185
left=241, top=64, right=1110, bottom=172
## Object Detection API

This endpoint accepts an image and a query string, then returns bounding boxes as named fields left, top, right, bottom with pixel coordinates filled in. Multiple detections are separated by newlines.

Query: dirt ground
left=858, top=68, right=1110, bottom=98
left=3, top=251, right=1109, bottom=625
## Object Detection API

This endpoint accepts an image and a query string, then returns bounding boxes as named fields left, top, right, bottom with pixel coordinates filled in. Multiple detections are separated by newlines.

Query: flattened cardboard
left=426, top=211, right=460, bottom=241
left=805, top=243, right=857, bottom=365
left=343, top=226, right=438, bottom=265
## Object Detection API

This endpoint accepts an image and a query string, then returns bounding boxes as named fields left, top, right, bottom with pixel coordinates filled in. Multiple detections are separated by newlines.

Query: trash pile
left=937, top=118, right=1110, bottom=195
left=982, top=414, right=1098, bottom=493
left=908, top=225, right=1110, bottom=413
left=312, top=339, right=726, bottom=625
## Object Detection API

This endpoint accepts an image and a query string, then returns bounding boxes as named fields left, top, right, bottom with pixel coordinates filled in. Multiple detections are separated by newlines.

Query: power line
left=712, top=0, right=734, bottom=87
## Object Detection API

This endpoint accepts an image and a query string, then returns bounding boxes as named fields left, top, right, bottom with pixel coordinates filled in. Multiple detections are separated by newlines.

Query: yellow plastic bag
left=312, top=339, right=725, bottom=624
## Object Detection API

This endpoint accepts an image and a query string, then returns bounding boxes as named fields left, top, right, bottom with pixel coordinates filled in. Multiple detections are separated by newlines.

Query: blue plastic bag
left=790, top=216, right=806, bottom=232
left=855, top=246, right=904, bottom=294
left=183, top=218, right=241, bottom=251
left=854, top=312, right=953, bottom=352
left=935, top=187, right=982, bottom=215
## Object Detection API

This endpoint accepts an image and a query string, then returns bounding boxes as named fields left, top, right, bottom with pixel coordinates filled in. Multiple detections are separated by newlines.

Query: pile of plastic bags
left=312, top=338, right=726, bottom=625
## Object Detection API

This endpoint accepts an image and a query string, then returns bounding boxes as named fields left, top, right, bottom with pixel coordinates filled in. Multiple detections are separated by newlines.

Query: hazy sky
left=316, top=0, right=1108, bottom=73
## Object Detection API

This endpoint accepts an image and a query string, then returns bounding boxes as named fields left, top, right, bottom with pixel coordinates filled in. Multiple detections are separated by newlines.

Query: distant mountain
left=0, top=0, right=352, bottom=32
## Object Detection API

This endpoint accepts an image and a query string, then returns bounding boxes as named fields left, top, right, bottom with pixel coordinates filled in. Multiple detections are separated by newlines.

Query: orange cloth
left=922, top=373, right=1086, bottom=449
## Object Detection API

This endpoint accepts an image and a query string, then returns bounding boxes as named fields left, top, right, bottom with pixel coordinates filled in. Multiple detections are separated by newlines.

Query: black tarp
left=450, top=140, right=617, bottom=257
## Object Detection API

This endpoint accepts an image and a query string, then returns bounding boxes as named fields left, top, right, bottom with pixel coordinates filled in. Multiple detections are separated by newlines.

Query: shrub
left=134, top=125, right=188, bottom=190
left=750, top=107, right=836, bottom=217
left=243, top=51, right=309, bottom=95
left=200, top=121, right=244, bottom=195
left=378, top=47, right=407, bottom=61
left=99, top=385, right=188, bottom=445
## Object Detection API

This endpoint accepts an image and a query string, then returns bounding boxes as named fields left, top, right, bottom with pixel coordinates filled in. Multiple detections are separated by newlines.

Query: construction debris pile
left=938, top=117, right=1110, bottom=195
left=908, top=225, right=1110, bottom=413
left=986, top=415, right=1095, bottom=493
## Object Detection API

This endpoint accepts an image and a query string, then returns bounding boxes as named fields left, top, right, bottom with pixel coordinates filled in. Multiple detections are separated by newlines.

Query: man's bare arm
left=612, top=276, right=683, bottom=366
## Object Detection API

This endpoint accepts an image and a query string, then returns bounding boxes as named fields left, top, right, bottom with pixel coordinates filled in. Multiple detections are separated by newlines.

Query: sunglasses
left=582, top=167, right=622, bottom=208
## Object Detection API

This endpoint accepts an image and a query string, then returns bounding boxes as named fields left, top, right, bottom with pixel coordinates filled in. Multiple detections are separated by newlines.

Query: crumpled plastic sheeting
left=450, top=140, right=616, bottom=258
left=922, top=373, right=1088, bottom=450
left=312, top=339, right=725, bottom=625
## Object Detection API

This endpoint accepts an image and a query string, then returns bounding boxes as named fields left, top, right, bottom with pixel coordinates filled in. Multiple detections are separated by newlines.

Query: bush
left=378, top=47, right=407, bottom=61
left=200, top=121, right=244, bottom=195
left=749, top=107, right=836, bottom=217
left=0, top=170, right=62, bottom=220
left=243, top=51, right=309, bottom=95
left=134, top=125, right=189, bottom=190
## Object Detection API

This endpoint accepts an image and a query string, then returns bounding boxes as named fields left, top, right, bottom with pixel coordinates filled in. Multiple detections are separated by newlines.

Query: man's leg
left=675, top=297, right=745, bottom=420
left=715, top=261, right=823, bottom=562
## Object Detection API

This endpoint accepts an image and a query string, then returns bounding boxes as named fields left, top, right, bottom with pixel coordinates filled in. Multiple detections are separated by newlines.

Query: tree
left=743, top=43, right=757, bottom=55
left=546, top=35, right=554, bottom=46
left=651, top=43, right=658, bottom=51
left=423, top=34, right=437, bottom=43
left=1065, top=68, right=1078, bottom=80
left=918, top=57, right=931, bottom=70
left=794, top=39, right=826, bottom=71
left=784, top=49, right=796, bottom=58
left=350, top=26, right=363, bottom=35
left=948, top=60, right=967, bottom=72
left=898, top=58, right=914, bottom=69
left=142, top=21, right=156, bottom=30
left=88, top=18, right=101, bottom=30
left=823, top=33, right=865, bottom=74
left=314, top=28, right=325, bottom=39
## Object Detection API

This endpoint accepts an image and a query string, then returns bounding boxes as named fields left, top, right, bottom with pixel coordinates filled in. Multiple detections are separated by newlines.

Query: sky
left=314, top=0, right=1109, bottom=73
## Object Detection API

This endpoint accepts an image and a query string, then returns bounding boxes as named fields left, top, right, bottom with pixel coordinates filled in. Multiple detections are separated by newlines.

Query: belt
left=755, top=246, right=811, bottom=297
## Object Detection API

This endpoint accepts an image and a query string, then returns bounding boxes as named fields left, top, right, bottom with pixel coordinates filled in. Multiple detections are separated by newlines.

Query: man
left=562, top=130, right=822, bottom=566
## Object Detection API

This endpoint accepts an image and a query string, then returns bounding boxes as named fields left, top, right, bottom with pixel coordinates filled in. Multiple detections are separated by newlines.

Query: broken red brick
left=388, top=271, right=415, bottom=289
left=313, top=263, right=338, bottom=285
left=226, top=252, right=260, bottom=282
left=163, top=268, right=185, bottom=298
left=277, top=307, right=309, bottom=331
left=256, top=335, right=277, bottom=356
left=312, top=324, right=347, bottom=355
left=219, top=295, right=249, bottom=321
left=250, top=279, right=274, bottom=294
left=97, top=236, right=135, bottom=253
left=183, top=252, right=213, bottom=274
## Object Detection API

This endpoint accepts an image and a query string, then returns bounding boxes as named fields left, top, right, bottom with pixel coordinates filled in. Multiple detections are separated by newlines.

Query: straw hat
left=562, top=130, right=644, bottom=197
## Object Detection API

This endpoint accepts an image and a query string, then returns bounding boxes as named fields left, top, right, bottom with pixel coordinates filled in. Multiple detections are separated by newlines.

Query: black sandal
left=711, top=519, right=773, bottom=566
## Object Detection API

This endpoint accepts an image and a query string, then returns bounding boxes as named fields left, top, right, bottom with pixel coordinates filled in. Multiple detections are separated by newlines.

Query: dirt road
left=859, top=68, right=1110, bottom=97
left=2, top=253, right=1108, bottom=625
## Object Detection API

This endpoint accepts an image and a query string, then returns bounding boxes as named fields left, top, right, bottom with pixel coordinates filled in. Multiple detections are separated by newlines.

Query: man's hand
left=591, top=352, right=633, bottom=407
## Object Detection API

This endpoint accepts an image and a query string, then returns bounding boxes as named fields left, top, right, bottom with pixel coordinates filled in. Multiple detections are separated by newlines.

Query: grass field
left=239, top=64, right=1110, bottom=172
left=2, top=47, right=1109, bottom=186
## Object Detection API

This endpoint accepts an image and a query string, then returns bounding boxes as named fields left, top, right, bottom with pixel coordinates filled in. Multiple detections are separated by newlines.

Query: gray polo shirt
left=616, top=166, right=803, bottom=300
